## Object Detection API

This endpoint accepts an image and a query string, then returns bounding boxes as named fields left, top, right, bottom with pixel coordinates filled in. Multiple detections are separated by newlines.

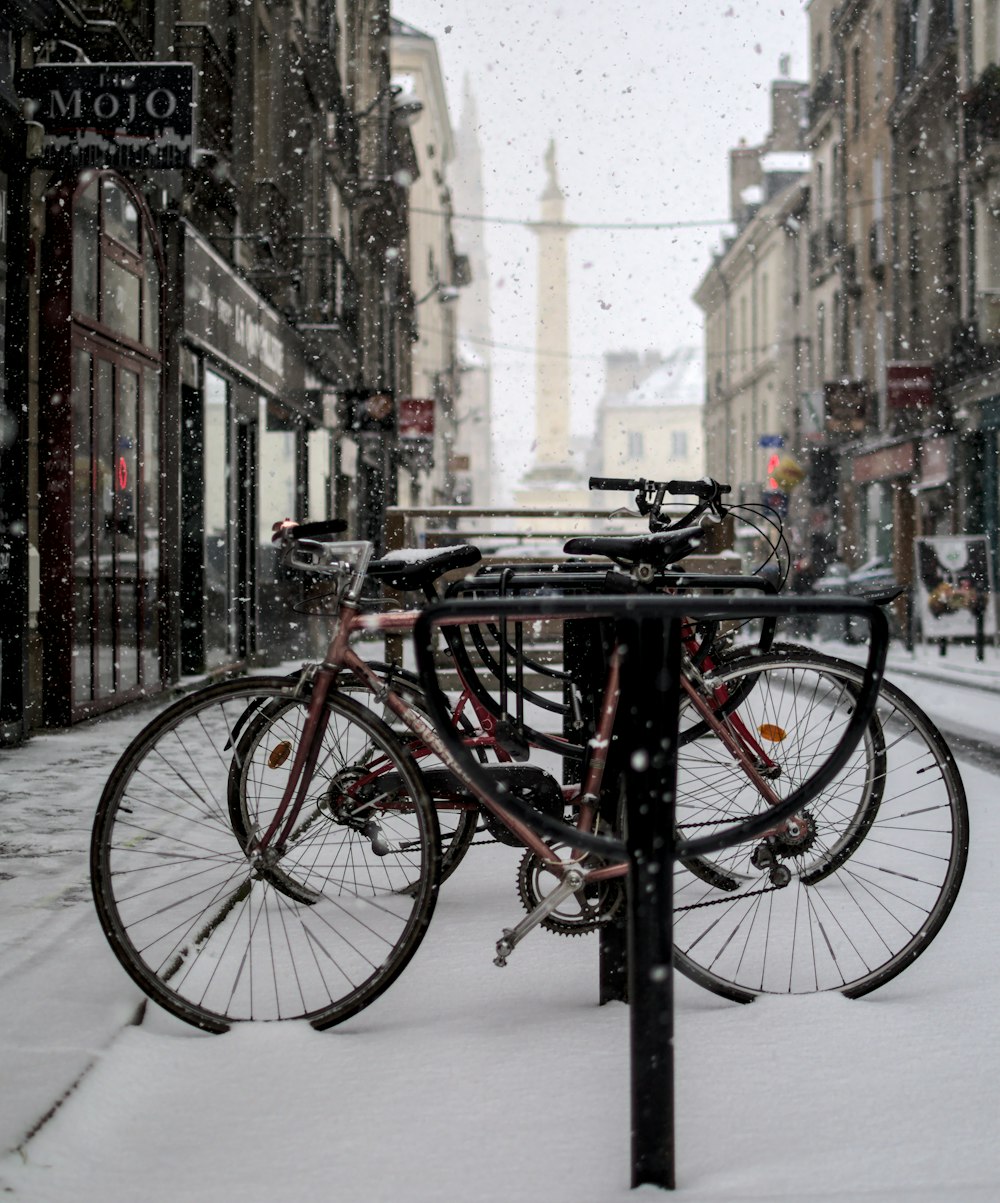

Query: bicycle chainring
left=516, top=846, right=625, bottom=936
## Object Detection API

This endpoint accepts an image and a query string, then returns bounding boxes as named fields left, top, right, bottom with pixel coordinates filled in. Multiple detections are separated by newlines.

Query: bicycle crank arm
left=494, top=866, right=585, bottom=967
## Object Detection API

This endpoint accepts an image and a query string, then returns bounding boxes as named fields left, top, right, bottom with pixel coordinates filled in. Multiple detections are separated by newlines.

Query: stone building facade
left=696, top=3, right=1000, bottom=633
left=0, top=0, right=463, bottom=740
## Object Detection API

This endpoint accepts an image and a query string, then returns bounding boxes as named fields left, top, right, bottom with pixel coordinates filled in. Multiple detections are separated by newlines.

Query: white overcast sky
left=396, top=0, right=809, bottom=494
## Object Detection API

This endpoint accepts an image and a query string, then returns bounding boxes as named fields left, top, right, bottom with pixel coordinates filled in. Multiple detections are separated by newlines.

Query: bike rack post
left=618, top=613, right=681, bottom=1190
left=414, top=594, right=887, bottom=1196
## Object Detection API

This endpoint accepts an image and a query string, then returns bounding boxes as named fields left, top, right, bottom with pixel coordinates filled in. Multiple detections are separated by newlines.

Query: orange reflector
left=268, top=741, right=293, bottom=769
left=758, top=724, right=787, bottom=742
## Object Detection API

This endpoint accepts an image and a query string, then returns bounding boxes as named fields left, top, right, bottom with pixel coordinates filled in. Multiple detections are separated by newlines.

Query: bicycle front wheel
left=91, top=678, right=440, bottom=1031
left=673, top=650, right=968, bottom=1000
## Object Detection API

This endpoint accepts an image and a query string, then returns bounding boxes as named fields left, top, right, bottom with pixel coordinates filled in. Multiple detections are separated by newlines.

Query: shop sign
left=913, top=535, right=996, bottom=640
left=398, top=398, right=435, bottom=439
left=887, top=361, right=935, bottom=409
left=823, top=380, right=871, bottom=435
left=920, top=437, right=952, bottom=488
left=853, top=441, right=915, bottom=484
left=16, top=63, right=195, bottom=169
left=184, top=228, right=292, bottom=397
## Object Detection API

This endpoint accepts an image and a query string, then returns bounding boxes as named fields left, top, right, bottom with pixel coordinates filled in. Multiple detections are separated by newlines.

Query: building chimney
left=729, top=139, right=762, bottom=223
left=767, top=79, right=807, bottom=153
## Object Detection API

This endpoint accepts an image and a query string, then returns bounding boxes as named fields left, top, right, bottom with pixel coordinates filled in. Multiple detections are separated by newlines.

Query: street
left=0, top=644, right=998, bottom=1200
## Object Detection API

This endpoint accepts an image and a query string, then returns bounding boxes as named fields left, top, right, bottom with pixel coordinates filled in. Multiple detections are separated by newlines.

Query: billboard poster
left=913, top=536, right=997, bottom=640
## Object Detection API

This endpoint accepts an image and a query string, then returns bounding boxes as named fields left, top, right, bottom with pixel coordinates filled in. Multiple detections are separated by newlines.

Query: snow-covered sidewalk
left=1, top=655, right=998, bottom=1199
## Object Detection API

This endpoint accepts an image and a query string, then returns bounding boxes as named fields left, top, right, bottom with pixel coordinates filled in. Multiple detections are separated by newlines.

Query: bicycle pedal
left=494, top=930, right=515, bottom=967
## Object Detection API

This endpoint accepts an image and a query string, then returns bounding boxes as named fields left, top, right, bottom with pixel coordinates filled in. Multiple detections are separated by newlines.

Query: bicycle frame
left=248, top=592, right=806, bottom=893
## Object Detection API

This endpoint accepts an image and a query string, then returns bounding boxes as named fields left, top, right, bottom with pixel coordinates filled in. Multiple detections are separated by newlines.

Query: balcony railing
left=175, top=22, right=234, bottom=159
left=293, top=238, right=361, bottom=386
left=254, top=179, right=293, bottom=250
left=80, top=0, right=154, bottom=54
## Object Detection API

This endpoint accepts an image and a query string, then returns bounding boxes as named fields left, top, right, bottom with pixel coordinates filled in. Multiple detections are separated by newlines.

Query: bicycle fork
left=248, top=669, right=335, bottom=866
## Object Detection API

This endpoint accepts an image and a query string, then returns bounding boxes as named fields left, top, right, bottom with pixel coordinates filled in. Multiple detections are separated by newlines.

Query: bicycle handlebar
left=273, top=518, right=348, bottom=542
left=589, top=476, right=732, bottom=501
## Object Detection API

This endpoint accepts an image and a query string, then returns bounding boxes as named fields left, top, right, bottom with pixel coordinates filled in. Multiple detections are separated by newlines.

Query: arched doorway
left=39, top=170, right=163, bottom=723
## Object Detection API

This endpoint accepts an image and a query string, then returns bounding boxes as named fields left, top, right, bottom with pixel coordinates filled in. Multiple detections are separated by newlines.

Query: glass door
left=181, top=367, right=257, bottom=673
left=70, top=341, right=160, bottom=709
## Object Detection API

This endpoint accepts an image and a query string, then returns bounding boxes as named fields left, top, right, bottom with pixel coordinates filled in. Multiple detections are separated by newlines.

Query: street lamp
left=413, top=281, right=461, bottom=306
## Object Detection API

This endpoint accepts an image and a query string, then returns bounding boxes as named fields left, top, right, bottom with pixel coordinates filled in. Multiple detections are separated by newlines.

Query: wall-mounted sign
left=183, top=227, right=303, bottom=401
left=887, top=361, right=935, bottom=409
left=16, top=63, right=195, bottom=169
left=398, top=397, right=435, bottom=439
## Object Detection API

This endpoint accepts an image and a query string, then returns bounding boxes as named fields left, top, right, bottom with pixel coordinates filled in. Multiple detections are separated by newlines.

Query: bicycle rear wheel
left=673, top=650, right=968, bottom=1000
left=91, top=678, right=440, bottom=1031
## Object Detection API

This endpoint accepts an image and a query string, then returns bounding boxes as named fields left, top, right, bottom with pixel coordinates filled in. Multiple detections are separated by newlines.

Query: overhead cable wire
left=422, top=323, right=808, bottom=365
left=410, top=181, right=959, bottom=234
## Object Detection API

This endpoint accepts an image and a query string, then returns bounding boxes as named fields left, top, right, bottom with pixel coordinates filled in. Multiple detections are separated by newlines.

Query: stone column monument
left=517, top=141, right=591, bottom=518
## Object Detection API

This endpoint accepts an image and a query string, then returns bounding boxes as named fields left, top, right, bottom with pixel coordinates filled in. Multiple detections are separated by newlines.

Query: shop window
left=102, top=176, right=140, bottom=250
left=71, top=171, right=159, bottom=353
left=45, top=170, right=163, bottom=720
left=72, top=178, right=99, bottom=317
left=864, top=482, right=893, bottom=561
left=68, top=346, right=160, bottom=707
left=204, top=369, right=232, bottom=670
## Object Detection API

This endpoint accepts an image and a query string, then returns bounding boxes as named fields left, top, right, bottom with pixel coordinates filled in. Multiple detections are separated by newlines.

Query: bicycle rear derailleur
left=750, top=810, right=816, bottom=887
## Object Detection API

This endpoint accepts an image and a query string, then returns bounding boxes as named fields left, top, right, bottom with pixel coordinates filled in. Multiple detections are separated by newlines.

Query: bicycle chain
left=676, top=883, right=783, bottom=912
left=463, top=830, right=786, bottom=907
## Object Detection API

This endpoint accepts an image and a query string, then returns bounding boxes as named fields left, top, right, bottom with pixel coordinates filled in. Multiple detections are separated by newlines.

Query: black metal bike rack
left=414, top=594, right=888, bottom=1192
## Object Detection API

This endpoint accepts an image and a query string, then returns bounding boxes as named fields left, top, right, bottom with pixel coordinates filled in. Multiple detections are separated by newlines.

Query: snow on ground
left=1, top=652, right=999, bottom=1200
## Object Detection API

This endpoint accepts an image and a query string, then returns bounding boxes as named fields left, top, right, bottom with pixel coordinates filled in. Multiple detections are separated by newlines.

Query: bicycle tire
left=672, top=649, right=968, bottom=1000
left=91, top=677, right=440, bottom=1031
